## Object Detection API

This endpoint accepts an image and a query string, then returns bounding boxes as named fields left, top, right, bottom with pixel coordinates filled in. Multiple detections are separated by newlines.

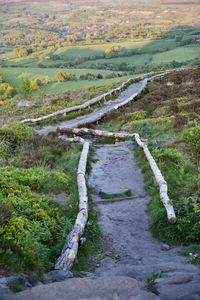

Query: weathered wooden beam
left=20, top=78, right=133, bottom=124
left=57, top=127, right=135, bottom=139
left=55, top=141, right=90, bottom=271
left=57, top=127, right=176, bottom=224
left=20, top=68, right=186, bottom=125
left=134, top=133, right=176, bottom=224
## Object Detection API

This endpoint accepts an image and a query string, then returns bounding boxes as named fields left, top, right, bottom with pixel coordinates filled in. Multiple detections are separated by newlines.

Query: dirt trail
left=37, top=80, right=146, bottom=135
left=89, top=142, right=200, bottom=300
left=4, top=75, right=199, bottom=300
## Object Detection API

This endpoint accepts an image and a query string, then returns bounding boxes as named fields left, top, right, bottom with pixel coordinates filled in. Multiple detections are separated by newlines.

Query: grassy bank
left=0, top=123, right=102, bottom=277
left=0, top=124, right=81, bottom=274
left=0, top=80, right=133, bottom=127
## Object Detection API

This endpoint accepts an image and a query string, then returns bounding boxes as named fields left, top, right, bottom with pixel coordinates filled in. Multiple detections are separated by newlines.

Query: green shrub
left=182, top=244, right=200, bottom=265
left=183, top=126, right=200, bottom=166
left=146, top=272, right=161, bottom=294
left=0, top=142, right=8, bottom=166
left=11, top=135, right=70, bottom=169
left=18, top=77, right=34, bottom=97
left=0, top=124, right=33, bottom=146
left=125, top=116, right=173, bottom=137
left=128, top=110, right=148, bottom=120
left=136, top=146, right=200, bottom=245
left=0, top=167, right=69, bottom=194
left=0, top=166, right=71, bottom=273
left=152, top=148, right=182, bottom=165
left=0, top=82, right=14, bottom=100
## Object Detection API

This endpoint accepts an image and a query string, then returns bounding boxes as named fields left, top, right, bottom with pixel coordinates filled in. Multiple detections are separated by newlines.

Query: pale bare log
left=77, top=141, right=90, bottom=175
left=55, top=141, right=89, bottom=271
left=58, top=127, right=176, bottom=224
left=54, top=78, right=148, bottom=129
left=20, top=68, right=187, bottom=125
left=58, top=136, right=85, bottom=144
left=20, top=78, right=132, bottom=124
left=57, top=127, right=135, bottom=139
left=134, top=133, right=176, bottom=224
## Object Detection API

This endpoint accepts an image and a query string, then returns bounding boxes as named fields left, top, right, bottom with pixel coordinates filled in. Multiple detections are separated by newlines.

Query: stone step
left=6, top=276, right=160, bottom=300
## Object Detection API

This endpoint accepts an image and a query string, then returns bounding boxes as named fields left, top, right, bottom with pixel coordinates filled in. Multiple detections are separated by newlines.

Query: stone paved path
left=89, top=142, right=200, bottom=300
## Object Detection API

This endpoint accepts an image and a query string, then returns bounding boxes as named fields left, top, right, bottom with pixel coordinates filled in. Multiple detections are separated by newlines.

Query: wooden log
left=54, top=79, right=148, bottom=130
left=58, top=127, right=176, bottom=224
left=20, top=68, right=187, bottom=126
left=77, top=141, right=90, bottom=175
left=57, top=127, right=135, bottom=139
left=55, top=141, right=90, bottom=271
left=58, top=136, right=85, bottom=144
left=134, top=133, right=176, bottom=224
left=20, top=78, right=133, bottom=124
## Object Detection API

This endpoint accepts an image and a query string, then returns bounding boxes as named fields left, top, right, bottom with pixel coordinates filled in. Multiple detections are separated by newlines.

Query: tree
left=96, top=73, right=103, bottom=80
left=30, top=80, right=39, bottom=91
left=0, top=75, right=4, bottom=83
left=85, top=34, right=92, bottom=45
left=55, top=72, right=66, bottom=82
left=0, top=82, right=14, bottom=100
left=42, top=76, right=51, bottom=85
left=12, top=48, right=29, bottom=58
left=55, top=72, right=77, bottom=82
left=19, top=78, right=33, bottom=97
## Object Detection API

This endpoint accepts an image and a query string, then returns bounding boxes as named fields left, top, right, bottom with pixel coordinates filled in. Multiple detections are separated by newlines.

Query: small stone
left=0, top=277, right=7, bottom=284
left=25, top=282, right=32, bottom=288
left=75, top=272, right=93, bottom=278
left=44, top=270, right=73, bottom=283
left=161, top=243, right=170, bottom=251
left=154, top=278, right=164, bottom=284
left=0, top=277, right=7, bottom=289
left=163, top=274, right=193, bottom=285
left=17, top=99, right=30, bottom=107
left=80, top=237, right=86, bottom=245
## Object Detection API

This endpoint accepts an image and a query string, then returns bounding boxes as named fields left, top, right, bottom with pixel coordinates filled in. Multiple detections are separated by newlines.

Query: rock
left=17, top=99, right=30, bottom=108
left=0, top=277, right=7, bottom=289
left=6, top=276, right=160, bottom=300
left=161, top=273, right=193, bottom=285
left=155, top=273, right=200, bottom=300
left=152, top=139, right=159, bottom=148
left=80, top=237, right=86, bottom=245
left=154, top=278, right=164, bottom=284
left=161, top=244, right=170, bottom=251
left=44, top=270, right=73, bottom=283
left=48, top=192, right=70, bottom=206
left=24, top=282, right=32, bottom=288
left=74, top=271, right=93, bottom=278
left=0, top=273, right=39, bottom=297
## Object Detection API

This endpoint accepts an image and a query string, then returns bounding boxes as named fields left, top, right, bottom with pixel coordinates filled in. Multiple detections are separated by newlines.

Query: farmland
left=0, top=31, right=200, bottom=97
left=0, top=0, right=199, bottom=98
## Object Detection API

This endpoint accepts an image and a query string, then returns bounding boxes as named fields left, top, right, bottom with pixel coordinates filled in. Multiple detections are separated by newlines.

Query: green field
left=2, top=40, right=199, bottom=74
left=34, top=76, right=133, bottom=95
left=1, top=38, right=199, bottom=97
left=2, top=39, right=178, bottom=66
left=0, top=67, right=119, bottom=86
left=152, top=46, right=200, bottom=64
left=0, top=66, right=134, bottom=95
left=54, top=39, right=178, bottom=59
left=78, top=45, right=200, bottom=68
left=79, top=54, right=152, bottom=67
